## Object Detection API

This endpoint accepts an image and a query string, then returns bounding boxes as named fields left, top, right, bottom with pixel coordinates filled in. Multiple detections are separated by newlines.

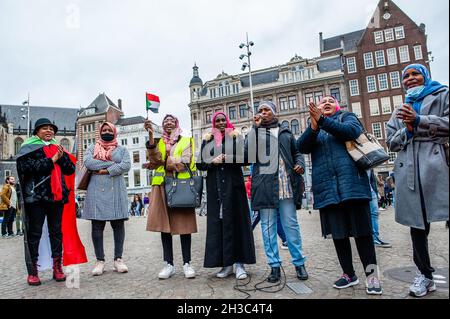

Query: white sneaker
left=216, top=266, right=234, bottom=278
left=92, top=261, right=105, bottom=276
left=183, top=263, right=196, bottom=279
left=113, top=258, right=128, bottom=273
left=235, top=263, right=248, bottom=280
left=158, top=263, right=175, bottom=279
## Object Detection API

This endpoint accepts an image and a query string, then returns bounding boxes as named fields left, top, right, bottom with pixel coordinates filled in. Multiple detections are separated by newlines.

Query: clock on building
left=383, top=12, right=391, bottom=20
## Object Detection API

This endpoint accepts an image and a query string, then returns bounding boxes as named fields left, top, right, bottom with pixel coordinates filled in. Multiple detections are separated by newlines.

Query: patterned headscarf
left=162, top=114, right=182, bottom=153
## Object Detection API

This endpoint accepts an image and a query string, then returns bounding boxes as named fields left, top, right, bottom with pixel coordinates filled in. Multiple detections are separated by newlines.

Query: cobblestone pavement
left=0, top=206, right=448, bottom=299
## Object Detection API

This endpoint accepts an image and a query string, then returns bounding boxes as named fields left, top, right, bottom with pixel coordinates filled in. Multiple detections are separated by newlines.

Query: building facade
left=320, top=0, right=430, bottom=173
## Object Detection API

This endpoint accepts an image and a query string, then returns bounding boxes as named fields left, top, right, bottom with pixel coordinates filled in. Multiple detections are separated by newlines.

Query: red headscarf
left=93, top=122, right=118, bottom=161
left=211, top=111, right=235, bottom=147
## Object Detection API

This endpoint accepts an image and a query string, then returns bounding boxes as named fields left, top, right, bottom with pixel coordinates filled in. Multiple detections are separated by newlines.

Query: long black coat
left=197, top=134, right=256, bottom=268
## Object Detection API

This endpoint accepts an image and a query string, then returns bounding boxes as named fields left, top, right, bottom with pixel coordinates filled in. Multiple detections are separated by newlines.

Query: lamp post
left=21, top=93, right=30, bottom=137
left=239, top=33, right=255, bottom=118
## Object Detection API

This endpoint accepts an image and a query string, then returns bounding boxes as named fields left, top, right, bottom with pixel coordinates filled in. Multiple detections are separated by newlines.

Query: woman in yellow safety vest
left=143, top=115, right=197, bottom=280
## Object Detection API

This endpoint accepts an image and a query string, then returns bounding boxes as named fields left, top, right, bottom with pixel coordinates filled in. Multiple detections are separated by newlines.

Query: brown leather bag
left=76, top=166, right=92, bottom=190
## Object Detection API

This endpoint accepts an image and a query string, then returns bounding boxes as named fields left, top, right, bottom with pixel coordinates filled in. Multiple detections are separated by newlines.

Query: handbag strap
left=338, top=111, right=367, bottom=133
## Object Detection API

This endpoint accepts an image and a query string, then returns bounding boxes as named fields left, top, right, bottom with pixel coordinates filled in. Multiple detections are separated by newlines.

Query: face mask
left=101, top=133, right=115, bottom=142
left=406, top=85, right=425, bottom=97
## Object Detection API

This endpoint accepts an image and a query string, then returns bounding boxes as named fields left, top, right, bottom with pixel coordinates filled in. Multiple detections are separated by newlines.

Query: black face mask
left=101, top=133, right=115, bottom=142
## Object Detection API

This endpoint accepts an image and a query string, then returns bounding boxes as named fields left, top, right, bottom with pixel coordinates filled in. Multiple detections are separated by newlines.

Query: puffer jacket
left=245, top=122, right=305, bottom=210
left=297, top=111, right=371, bottom=210
left=16, top=147, right=75, bottom=204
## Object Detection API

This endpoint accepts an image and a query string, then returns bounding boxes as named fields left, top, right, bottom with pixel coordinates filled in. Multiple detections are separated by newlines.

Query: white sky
left=0, top=0, right=448, bottom=133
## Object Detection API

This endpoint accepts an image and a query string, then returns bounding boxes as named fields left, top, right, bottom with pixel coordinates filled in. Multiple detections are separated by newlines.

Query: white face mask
left=406, top=85, right=425, bottom=96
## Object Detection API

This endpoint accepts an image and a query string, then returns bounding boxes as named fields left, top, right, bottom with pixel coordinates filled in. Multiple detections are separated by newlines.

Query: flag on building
left=146, top=93, right=160, bottom=113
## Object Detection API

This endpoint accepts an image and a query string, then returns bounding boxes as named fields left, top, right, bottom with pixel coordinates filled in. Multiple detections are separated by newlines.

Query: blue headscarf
left=402, top=64, right=447, bottom=114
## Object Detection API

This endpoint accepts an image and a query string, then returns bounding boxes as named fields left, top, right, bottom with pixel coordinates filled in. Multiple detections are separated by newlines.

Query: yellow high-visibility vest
left=151, top=137, right=196, bottom=186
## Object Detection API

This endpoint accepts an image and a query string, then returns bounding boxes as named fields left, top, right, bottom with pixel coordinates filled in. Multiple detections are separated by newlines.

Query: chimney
left=319, top=32, right=324, bottom=53
left=340, top=36, right=345, bottom=51
left=419, top=23, right=426, bottom=33
left=118, top=99, right=122, bottom=110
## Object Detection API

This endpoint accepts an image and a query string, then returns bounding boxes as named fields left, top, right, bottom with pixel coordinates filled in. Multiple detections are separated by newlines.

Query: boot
left=267, top=267, right=281, bottom=283
left=53, top=257, right=66, bottom=282
left=27, top=262, right=41, bottom=286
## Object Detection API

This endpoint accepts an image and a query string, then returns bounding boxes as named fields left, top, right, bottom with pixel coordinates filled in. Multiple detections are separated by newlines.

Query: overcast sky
left=0, top=0, right=448, bottom=132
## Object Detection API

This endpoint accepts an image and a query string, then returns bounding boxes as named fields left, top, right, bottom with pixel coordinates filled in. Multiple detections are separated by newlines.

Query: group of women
left=16, top=63, right=448, bottom=298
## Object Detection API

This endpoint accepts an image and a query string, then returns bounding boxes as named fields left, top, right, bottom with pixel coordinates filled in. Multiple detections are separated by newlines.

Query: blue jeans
left=252, top=211, right=286, bottom=243
left=260, top=199, right=306, bottom=267
left=369, top=190, right=381, bottom=243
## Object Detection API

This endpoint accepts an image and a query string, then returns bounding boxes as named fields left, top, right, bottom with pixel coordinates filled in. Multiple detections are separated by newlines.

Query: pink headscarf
left=162, top=114, right=182, bottom=153
left=93, top=122, right=118, bottom=161
left=318, top=96, right=341, bottom=114
left=211, top=111, right=235, bottom=147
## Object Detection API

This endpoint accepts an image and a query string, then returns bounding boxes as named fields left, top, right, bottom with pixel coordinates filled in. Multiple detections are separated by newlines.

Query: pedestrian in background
left=387, top=63, right=448, bottom=298
left=298, top=96, right=382, bottom=295
left=83, top=122, right=131, bottom=276
left=1, top=176, right=17, bottom=238
left=376, top=175, right=386, bottom=211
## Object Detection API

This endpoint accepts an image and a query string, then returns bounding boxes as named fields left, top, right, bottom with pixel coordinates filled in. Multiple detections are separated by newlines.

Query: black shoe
left=333, top=274, right=359, bottom=289
left=296, top=265, right=308, bottom=280
left=267, top=267, right=281, bottom=283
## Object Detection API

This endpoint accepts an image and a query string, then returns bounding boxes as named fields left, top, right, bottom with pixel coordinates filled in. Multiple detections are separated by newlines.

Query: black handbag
left=164, top=164, right=203, bottom=208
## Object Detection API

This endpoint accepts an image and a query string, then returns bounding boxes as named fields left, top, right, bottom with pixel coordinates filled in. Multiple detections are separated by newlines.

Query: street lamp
left=239, top=33, right=255, bottom=118
left=21, top=93, right=30, bottom=137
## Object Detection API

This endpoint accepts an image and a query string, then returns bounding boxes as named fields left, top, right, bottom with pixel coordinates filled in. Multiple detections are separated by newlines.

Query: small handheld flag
left=146, top=93, right=160, bottom=114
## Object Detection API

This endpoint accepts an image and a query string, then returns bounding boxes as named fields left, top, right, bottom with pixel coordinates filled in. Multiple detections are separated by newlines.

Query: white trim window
left=347, top=57, right=357, bottom=73
left=378, top=73, right=389, bottom=91
left=381, top=97, right=392, bottom=114
left=372, top=122, right=383, bottom=139
left=375, top=50, right=386, bottom=67
left=374, top=30, right=384, bottom=44
left=395, top=26, right=405, bottom=40
left=414, top=45, right=423, bottom=60
left=388, top=152, right=397, bottom=164
left=386, top=48, right=398, bottom=65
left=384, top=28, right=395, bottom=42
left=288, top=96, right=297, bottom=109
left=364, top=52, right=374, bottom=69
left=349, top=80, right=360, bottom=96
left=351, top=102, right=363, bottom=118
left=279, top=97, right=288, bottom=111
left=399, top=46, right=410, bottom=63
left=393, top=95, right=404, bottom=110
left=369, top=99, right=380, bottom=116
left=367, top=76, right=377, bottom=93
left=390, top=71, right=401, bottom=88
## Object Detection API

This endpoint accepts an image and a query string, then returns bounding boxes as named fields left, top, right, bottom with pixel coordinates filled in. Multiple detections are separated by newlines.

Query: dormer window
left=83, top=108, right=95, bottom=116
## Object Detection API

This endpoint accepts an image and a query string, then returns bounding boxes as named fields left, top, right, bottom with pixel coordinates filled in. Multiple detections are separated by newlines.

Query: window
left=347, top=57, right=357, bottom=73
left=364, top=52, right=374, bottom=69
left=414, top=45, right=423, bottom=60
left=205, top=111, right=212, bottom=124
left=392, top=95, right=404, bottom=110
left=399, top=46, right=410, bottom=63
left=291, top=119, right=300, bottom=135
left=209, top=88, right=216, bottom=99
left=375, top=50, right=386, bottom=67
left=134, top=170, right=141, bottom=187
left=288, top=96, right=297, bottom=109
left=229, top=106, right=237, bottom=120
left=386, top=48, right=398, bottom=65
left=279, top=97, right=288, bottom=111
left=14, top=137, right=24, bottom=155
left=330, top=88, right=341, bottom=102
left=384, top=28, right=395, bottom=42
left=239, top=104, right=248, bottom=118
left=304, top=92, right=314, bottom=104
left=374, top=31, right=384, bottom=44
left=349, top=80, right=360, bottom=96
left=121, top=139, right=127, bottom=146
left=253, top=101, right=260, bottom=115
left=83, top=139, right=88, bottom=150
left=218, top=83, right=224, bottom=97
left=372, top=122, right=383, bottom=139
left=133, top=151, right=140, bottom=163
left=60, top=138, right=70, bottom=151
left=124, top=174, right=129, bottom=188
left=367, top=76, right=377, bottom=92
left=351, top=102, right=362, bottom=118
left=4, top=170, right=12, bottom=180
left=232, top=83, right=239, bottom=94
left=378, top=74, right=389, bottom=91
left=314, top=91, right=323, bottom=104
left=390, top=72, right=401, bottom=88
left=369, top=99, right=380, bottom=116
left=132, top=137, right=139, bottom=145
left=381, top=97, right=392, bottom=114
left=388, top=152, right=397, bottom=164
left=281, top=120, right=290, bottom=128
left=395, top=26, right=405, bottom=39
